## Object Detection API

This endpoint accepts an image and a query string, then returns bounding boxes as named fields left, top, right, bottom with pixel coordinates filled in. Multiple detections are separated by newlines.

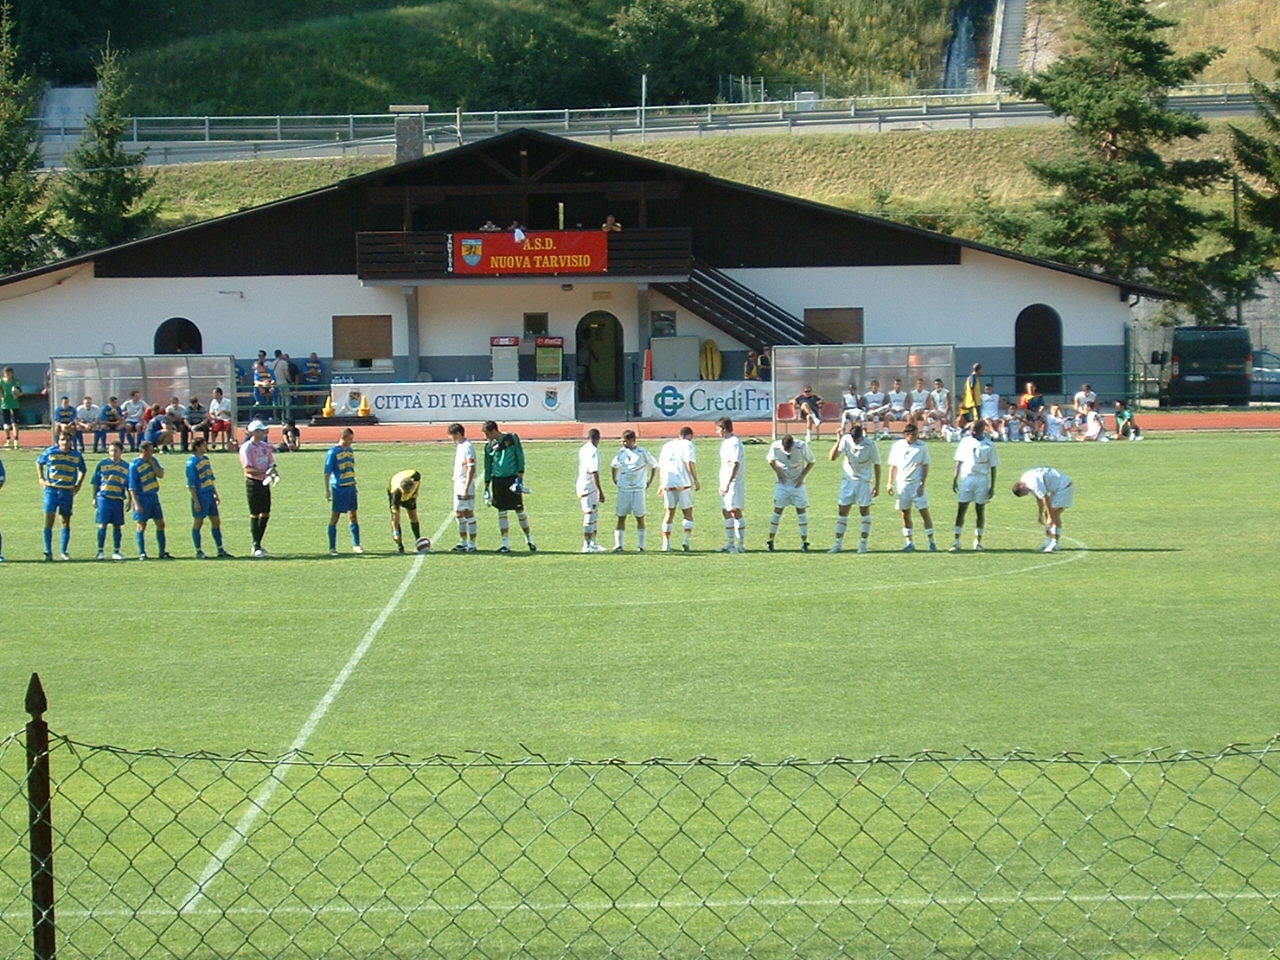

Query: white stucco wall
left=0, top=268, right=404, bottom=363
left=416, top=282, right=747, bottom=354
left=0, top=246, right=1128, bottom=370
left=727, top=249, right=1131, bottom=348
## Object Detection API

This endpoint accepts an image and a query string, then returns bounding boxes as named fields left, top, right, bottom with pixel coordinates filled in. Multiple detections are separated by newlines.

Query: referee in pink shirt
left=239, top=419, right=277, bottom=557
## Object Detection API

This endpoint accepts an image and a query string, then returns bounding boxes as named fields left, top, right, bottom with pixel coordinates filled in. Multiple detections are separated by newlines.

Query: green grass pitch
left=0, top=429, right=1276, bottom=759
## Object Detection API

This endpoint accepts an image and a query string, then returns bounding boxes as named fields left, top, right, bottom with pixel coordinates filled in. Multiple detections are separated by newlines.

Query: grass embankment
left=144, top=120, right=1267, bottom=233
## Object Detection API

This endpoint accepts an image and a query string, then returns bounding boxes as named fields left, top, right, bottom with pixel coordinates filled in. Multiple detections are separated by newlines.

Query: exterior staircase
left=654, top=260, right=836, bottom=351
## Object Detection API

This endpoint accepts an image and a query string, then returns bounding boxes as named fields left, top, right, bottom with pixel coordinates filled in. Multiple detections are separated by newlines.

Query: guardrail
left=35, top=82, right=1272, bottom=152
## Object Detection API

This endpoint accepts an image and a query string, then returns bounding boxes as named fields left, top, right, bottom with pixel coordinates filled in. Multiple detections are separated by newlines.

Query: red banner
left=449, top=230, right=609, bottom=275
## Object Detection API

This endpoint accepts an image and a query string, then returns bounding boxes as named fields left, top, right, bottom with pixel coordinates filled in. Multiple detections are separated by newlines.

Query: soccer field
left=0, top=430, right=1276, bottom=759
left=3, top=429, right=1280, bottom=960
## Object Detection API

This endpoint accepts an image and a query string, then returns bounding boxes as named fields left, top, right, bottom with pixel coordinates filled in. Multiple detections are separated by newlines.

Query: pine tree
left=0, top=1, right=49, bottom=275
left=988, top=0, right=1258, bottom=322
left=51, top=43, right=157, bottom=255
left=1231, top=47, right=1280, bottom=263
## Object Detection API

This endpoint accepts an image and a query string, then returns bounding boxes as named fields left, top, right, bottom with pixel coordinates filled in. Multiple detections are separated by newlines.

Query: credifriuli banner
left=641, top=381, right=774, bottom=421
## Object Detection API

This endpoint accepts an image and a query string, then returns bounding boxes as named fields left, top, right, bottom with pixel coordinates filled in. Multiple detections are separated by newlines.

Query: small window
left=523, top=313, right=549, bottom=338
left=332, top=315, right=393, bottom=372
left=651, top=311, right=677, bottom=337
left=804, top=308, right=863, bottom=343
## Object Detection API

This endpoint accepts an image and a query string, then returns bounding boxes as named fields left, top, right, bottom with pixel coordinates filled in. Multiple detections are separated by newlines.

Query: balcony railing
left=355, top=228, right=692, bottom=282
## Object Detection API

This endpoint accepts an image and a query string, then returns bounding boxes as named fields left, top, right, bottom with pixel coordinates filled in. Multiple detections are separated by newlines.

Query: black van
left=1164, top=326, right=1252, bottom=406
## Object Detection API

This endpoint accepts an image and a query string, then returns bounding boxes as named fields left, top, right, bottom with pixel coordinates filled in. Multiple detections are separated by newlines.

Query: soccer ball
left=415, top=537, right=432, bottom=553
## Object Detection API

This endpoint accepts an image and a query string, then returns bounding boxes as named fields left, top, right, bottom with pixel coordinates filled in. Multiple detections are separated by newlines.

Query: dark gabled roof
left=1, top=128, right=1173, bottom=299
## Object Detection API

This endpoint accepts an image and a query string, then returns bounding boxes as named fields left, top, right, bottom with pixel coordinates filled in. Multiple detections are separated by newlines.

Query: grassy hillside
left=143, top=120, right=1260, bottom=233
left=116, top=0, right=956, bottom=115
left=1027, top=0, right=1280, bottom=83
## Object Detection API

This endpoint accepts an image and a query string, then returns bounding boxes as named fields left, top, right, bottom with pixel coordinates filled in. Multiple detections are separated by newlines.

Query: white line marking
left=24, top=885, right=1278, bottom=925
left=178, top=517, right=450, bottom=913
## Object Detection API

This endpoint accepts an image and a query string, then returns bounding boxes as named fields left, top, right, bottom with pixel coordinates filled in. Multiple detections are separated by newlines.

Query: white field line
left=177, top=514, right=453, bottom=914
left=20, top=886, right=1278, bottom=924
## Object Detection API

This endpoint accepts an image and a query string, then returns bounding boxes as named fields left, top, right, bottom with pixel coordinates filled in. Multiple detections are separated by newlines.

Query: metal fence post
left=25, top=672, right=56, bottom=960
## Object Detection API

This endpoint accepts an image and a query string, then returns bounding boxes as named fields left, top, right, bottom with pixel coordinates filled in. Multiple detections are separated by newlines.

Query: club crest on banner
left=543, top=389, right=559, bottom=410
left=460, top=238, right=483, bottom=267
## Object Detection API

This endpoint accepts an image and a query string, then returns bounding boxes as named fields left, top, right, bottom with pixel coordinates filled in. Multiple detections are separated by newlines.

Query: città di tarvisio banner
left=329, top=382, right=577, bottom=422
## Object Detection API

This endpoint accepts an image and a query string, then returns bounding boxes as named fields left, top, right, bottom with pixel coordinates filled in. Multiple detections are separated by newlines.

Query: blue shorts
left=133, top=496, right=164, bottom=523
left=331, top=485, right=358, bottom=514
left=191, top=491, right=219, bottom=519
left=43, top=487, right=76, bottom=517
left=96, top=496, right=126, bottom=527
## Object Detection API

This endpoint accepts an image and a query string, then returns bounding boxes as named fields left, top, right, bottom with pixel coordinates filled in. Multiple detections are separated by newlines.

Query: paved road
left=38, top=93, right=1266, bottom=168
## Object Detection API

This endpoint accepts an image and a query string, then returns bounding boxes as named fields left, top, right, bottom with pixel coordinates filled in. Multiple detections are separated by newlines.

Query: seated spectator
left=208, top=387, right=234, bottom=450
left=839, top=383, right=865, bottom=429
left=143, top=404, right=173, bottom=451
left=1018, top=381, right=1046, bottom=438
left=121, top=390, right=146, bottom=451
left=1113, top=399, right=1144, bottom=441
left=76, top=395, right=104, bottom=453
left=1005, top=402, right=1028, bottom=442
left=54, top=396, right=80, bottom=448
left=743, top=350, right=763, bottom=381
left=479, top=219, right=501, bottom=232
left=791, top=385, right=823, bottom=439
left=1079, top=401, right=1110, bottom=441
left=165, top=396, right=192, bottom=452
left=276, top=419, right=301, bottom=453
left=252, top=361, right=276, bottom=413
left=601, top=214, right=623, bottom=232
left=1044, top=404, right=1070, bottom=442
left=187, top=396, right=211, bottom=450
left=978, top=384, right=1003, bottom=439
left=101, top=396, right=126, bottom=447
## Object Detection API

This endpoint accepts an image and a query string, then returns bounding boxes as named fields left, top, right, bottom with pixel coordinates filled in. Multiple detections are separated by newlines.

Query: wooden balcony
left=356, top=228, right=692, bottom=282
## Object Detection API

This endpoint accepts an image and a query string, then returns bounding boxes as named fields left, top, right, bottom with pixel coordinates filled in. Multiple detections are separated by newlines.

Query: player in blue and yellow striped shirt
left=92, top=441, right=129, bottom=560
left=324, top=427, right=361, bottom=555
left=37, top=430, right=86, bottom=559
left=129, top=441, right=172, bottom=559
left=186, top=437, right=231, bottom=558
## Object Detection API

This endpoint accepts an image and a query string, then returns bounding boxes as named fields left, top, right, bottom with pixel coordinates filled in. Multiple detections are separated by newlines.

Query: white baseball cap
left=247, top=419, right=268, bottom=433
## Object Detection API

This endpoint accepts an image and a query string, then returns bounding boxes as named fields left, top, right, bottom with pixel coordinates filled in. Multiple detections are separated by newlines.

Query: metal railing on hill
left=6, top=674, right=1280, bottom=960
left=34, top=83, right=1272, bottom=167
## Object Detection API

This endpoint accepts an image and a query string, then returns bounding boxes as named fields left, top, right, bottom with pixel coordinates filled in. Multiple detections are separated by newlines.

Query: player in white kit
left=610, top=430, right=657, bottom=552
left=657, top=426, right=699, bottom=552
left=576, top=428, right=606, bottom=552
left=764, top=434, right=815, bottom=551
left=716, top=417, right=746, bottom=552
left=886, top=421, right=936, bottom=551
left=950, top=419, right=999, bottom=551
left=828, top=422, right=881, bottom=553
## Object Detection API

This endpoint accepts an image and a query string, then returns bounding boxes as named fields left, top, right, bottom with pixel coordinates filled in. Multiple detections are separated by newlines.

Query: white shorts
left=893, top=483, right=929, bottom=512
left=1048, top=483, right=1074, bottom=510
left=579, top=488, right=600, bottom=513
left=454, top=495, right=475, bottom=513
left=956, top=474, right=993, bottom=505
left=841, top=409, right=866, bottom=423
left=773, top=482, right=809, bottom=510
left=615, top=488, right=647, bottom=517
left=838, top=477, right=874, bottom=509
left=886, top=410, right=910, bottom=422
left=663, top=486, right=694, bottom=510
left=720, top=481, right=745, bottom=512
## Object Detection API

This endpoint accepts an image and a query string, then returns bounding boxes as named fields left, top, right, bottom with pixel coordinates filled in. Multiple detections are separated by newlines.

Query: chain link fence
left=4, top=728, right=1280, bottom=960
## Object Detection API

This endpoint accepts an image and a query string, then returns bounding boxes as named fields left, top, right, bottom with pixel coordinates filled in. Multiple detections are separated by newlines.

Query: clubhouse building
left=0, top=128, right=1161, bottom=420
